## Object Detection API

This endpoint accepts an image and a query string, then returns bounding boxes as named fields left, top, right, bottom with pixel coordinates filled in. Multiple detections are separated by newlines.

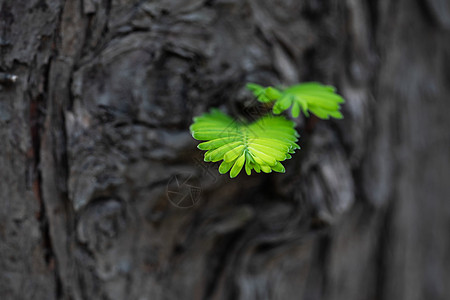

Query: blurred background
left=1, top=0, right=449, bottom=299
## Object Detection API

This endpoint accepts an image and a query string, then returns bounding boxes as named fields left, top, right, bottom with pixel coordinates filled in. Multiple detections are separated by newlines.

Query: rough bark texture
left=1, top=0, right=450, bottom=299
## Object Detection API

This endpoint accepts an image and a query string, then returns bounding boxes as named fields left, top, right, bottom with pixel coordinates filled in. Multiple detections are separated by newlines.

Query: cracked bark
left=1, top=0, right=450, bottom=299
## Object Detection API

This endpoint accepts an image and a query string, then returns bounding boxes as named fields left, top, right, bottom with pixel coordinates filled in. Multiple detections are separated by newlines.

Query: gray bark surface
left=1, top=0, right=449, bottom=299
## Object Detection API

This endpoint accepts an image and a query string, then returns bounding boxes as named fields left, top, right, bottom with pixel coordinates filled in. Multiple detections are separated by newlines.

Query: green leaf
left=247, top=82, right=345, bottom=120
left=190, top=110, right=300, bottom=178
left=246, top=83, right=272, bottom=103
left=230, top=152, right=246, bottom=178
left=265, top=87, right=282, bottom=100
left=291, top=101, right=300, bottom=118
left=219, top=160, right=234, bottom=174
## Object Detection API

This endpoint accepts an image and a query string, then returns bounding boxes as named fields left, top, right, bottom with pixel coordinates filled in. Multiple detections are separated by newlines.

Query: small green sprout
left=190, top=109, right=299, bottom=178
left=190, top=82, right=345, bottom=178
left=246, top=82, right=345, bottom=119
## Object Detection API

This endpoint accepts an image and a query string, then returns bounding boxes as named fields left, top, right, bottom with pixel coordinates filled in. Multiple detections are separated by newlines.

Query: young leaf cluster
left=190, top=109, right=299, bottom=178
left=246, top=82, right=344, bottom=119
left=190, top=82, right=345, bottom=178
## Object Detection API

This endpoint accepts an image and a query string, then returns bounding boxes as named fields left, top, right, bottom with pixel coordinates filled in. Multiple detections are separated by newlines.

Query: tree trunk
left=1, top=0, right=449, bottom=299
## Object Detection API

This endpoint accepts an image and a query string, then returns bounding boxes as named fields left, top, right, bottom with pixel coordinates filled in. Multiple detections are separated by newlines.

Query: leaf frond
left=247, top=82, right=345, bottom=120
left=190, top=110, right=299, bottom=178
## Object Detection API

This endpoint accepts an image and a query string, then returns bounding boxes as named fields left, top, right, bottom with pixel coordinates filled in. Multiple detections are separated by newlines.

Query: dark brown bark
left=1, top=0, right=449, bottom=299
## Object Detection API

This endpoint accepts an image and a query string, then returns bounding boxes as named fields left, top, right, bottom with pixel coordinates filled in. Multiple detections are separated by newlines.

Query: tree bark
left=1, top=0, right=449, bottom=299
